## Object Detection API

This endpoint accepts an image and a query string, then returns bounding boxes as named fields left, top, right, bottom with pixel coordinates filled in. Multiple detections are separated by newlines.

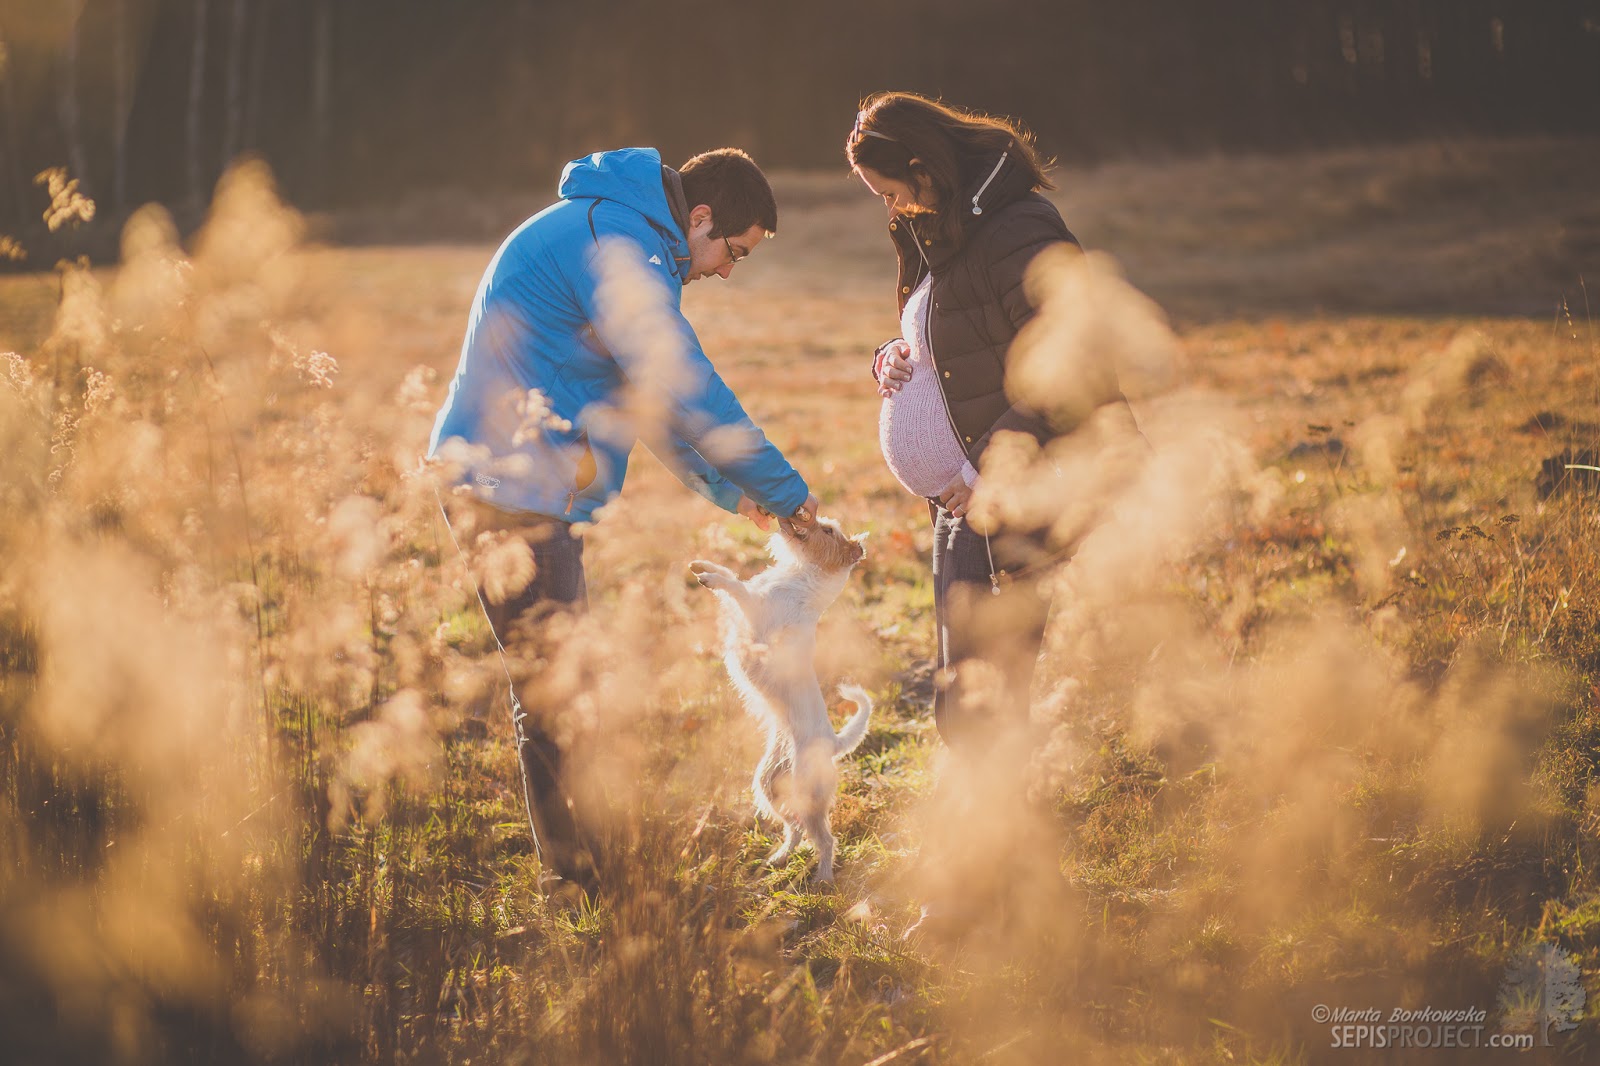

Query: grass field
left=3, top=138, right=1600, bottom=1065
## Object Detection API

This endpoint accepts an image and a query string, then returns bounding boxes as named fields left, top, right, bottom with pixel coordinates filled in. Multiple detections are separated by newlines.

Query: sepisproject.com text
left=1310, top=1005, right=1535, bottom=1050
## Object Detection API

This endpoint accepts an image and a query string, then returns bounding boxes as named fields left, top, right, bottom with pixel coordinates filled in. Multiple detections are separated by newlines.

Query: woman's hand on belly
left=875, top=340, right=913, bottom=398
left=937, top=469, right=976, bottom=518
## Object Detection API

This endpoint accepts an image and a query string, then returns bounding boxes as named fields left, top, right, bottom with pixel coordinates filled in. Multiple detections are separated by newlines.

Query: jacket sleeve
left=572, top=222, right=810, bottom=516
left=969, top=211, right=1086, bottom=467
left=644, top=434, right=746, bottom=514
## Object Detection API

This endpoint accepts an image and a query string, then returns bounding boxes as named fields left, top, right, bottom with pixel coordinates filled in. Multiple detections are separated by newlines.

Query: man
left=429, top=146, right=818, bottom=888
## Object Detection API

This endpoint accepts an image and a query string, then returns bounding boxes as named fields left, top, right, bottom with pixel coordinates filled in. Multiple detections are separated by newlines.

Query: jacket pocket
left=573, top=432, right=597, bottom=491
left=564, top=432, right=598, bottom=515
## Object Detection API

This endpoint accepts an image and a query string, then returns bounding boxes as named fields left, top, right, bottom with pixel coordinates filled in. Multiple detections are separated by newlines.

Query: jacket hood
left=559, top=148, right=687, bottom=245
left=958, top=144, right=1035, bottom=226
left=888, top=144, right=1041, bottom=272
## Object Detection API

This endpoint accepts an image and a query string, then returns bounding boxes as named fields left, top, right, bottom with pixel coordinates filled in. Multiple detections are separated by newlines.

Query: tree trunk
left=187, top=0, right=210, bottom=211
left=0, top=26, right=27, bottom=232
left=112, top=0, right=131, bottom=212
left=242, top=0, right=271, bottom=153
left=310, top=0, right=332, bottom=204
left=221, top=0, right=248, bottom=171
left=59, top=0, right=91, bottom=195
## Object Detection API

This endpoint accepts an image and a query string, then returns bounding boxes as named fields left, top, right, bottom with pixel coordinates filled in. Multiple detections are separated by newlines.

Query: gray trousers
left=454, top=501, right=596, bottom=885
left=930, top=505, right=1053, bottom=751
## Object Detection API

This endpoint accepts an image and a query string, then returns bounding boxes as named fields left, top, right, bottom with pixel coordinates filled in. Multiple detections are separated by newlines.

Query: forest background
left=1, top=0, right=1597, bottom=254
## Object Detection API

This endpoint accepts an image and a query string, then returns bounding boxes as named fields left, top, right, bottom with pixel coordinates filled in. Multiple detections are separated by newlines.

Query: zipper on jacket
left=906, top=220, right=968, bottom=458
left=895, top=213, right=930, bottom=306
left=921, top=307, right=964, bottom=454
left=907, top=217, right=932, bottom=273
left=904, top=218, right=1004, bottom=592
left=916, top=284, right=1003, bottom=594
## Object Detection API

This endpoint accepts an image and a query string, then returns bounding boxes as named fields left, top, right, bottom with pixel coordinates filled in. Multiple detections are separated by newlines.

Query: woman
left=848, top=91, right=1086, bottom=752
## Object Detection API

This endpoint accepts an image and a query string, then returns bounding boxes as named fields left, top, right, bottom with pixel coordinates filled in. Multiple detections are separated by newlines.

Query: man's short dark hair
left=680, top=148, right=778, bottom=238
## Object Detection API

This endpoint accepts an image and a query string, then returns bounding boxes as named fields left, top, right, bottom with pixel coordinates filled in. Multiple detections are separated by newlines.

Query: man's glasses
left=723, top=235, right=746, bottom=265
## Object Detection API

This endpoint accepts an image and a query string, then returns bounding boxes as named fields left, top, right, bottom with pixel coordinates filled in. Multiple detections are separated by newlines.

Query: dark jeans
left=930, top=505, right=1053, bottom=752
left=452, top=500, right=595, bottom=885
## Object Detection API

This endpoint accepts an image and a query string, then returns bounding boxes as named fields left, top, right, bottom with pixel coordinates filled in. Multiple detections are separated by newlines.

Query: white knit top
left=878, top=274, right=979, bottom=499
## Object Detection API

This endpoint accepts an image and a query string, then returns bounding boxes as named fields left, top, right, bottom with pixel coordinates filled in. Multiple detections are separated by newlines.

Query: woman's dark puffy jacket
left=880, top=147, right=1089, bottom=466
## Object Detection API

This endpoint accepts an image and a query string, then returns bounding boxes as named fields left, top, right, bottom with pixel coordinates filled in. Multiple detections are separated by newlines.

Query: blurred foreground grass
left=2, top=140, right=1599, bottom=1065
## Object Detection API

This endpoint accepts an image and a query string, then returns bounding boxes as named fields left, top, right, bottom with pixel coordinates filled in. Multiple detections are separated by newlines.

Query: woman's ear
left=906, top=162, right=936, bottom=208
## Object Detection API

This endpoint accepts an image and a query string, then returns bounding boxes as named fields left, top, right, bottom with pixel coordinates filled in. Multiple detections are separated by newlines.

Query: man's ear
left=688, top=203, right=714, bottom=233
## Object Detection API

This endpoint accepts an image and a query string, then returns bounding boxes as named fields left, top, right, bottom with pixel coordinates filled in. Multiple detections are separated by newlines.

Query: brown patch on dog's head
left=777, top=516, right=867, bottom=574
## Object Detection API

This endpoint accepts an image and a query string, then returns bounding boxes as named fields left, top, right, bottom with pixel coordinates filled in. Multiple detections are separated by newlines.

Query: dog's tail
left=832, top=684, right=874, bottom=757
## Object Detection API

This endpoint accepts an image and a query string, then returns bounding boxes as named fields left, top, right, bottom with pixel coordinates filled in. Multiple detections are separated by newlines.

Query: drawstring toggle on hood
left=971, top=150, right=1009, bottom=216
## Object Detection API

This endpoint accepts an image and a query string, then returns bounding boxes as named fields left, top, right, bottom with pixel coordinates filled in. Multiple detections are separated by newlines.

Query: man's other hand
left=737, top=496, right=772, bottom=531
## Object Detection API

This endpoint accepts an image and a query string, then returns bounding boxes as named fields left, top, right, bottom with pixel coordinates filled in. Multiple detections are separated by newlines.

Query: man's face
left=683, top=205, right=766, bottom=284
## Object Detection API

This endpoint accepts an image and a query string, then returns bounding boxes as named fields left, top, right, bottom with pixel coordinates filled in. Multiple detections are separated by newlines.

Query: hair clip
left=850, top=111, right=895, bottom=144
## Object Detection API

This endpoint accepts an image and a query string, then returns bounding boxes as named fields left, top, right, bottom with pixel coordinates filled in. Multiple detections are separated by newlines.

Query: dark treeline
left=0, top=0, right=1597, bottom=244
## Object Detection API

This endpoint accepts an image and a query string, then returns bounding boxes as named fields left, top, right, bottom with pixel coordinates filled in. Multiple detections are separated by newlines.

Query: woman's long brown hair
left=846, top=91, right=1054, bottom=248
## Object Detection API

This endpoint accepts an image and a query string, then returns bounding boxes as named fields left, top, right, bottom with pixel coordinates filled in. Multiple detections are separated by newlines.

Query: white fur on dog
left=689, top=521, right=870, bottom=882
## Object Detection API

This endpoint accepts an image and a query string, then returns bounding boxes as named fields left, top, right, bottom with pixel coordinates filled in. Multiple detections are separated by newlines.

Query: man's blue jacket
left=428, top=147, right=808, bottom=522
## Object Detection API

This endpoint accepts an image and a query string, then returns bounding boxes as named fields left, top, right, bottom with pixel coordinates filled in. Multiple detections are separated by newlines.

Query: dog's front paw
left=688, top=560, right=716, bottom=586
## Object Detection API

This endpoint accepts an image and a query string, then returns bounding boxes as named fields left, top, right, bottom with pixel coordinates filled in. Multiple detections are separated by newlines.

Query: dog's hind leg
left=802, top=808, right=836, bottom=883
left=767, top=822, right=802, bottom=868
left=751, top=734, right=783, bottom=821
left=794, top=741, right=839, bottom=882
left=754, top=740, right=802, bottom=866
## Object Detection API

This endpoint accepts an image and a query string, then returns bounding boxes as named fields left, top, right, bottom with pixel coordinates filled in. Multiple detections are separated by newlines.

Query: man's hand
left=737, top=496, right=772, bottom=531
left=778, top=493, right=821, bottom=540
left=875, top=340, right=912, bottom=398
left=938, top=471, right=974, bottom=519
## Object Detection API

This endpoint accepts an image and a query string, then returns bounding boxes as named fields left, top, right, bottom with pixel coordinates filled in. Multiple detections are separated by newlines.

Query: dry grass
left=2, top=138, right=1599, bottom=1065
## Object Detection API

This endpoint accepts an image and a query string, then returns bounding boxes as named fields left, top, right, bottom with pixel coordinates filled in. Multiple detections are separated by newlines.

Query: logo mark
left=473, top=473, right=501, bottom=489
left=648, top=254, right=662, bottom=265
left=1499, top=941, right=1586, bottom=1046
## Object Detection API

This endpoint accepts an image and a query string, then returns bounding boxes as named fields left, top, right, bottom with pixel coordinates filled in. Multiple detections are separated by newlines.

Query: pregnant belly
left=878, top=385, right=967, bottom=499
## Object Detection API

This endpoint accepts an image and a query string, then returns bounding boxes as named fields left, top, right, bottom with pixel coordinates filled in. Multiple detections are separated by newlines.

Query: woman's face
left=854, top=164, right=937, bottom=218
